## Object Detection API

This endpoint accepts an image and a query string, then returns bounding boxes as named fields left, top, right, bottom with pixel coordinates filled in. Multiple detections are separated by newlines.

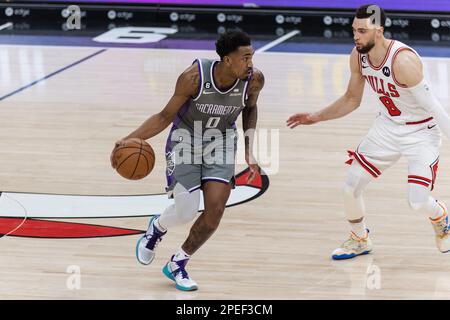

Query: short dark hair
left=356, top=4, right=387, bottom=27
left=215, top=31, right=251, bottom=60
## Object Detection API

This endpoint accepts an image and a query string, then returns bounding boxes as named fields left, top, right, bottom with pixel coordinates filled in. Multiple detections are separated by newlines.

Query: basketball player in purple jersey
left=288, top=5, right=450, bottom=259
left=111, top=31, right=264, bottom=290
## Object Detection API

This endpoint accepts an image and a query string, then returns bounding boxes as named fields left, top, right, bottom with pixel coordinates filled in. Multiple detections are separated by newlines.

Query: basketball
left=113, top=138, right=155, bottom=180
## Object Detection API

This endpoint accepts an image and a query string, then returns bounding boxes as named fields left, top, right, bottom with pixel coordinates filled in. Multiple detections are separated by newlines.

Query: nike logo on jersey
left=362, top=65, right=369, bottom=69
left=202, top=91, right=215, bottom=94
left=428, top=124, right=437, bottom=129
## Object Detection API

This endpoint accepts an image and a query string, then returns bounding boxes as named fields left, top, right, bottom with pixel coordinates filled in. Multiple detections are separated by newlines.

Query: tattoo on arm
left=191, top=73, right=199, bottom=89
left=243, top=70, right=264, bottom=152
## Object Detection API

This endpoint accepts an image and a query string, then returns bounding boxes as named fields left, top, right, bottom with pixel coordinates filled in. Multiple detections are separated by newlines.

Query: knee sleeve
left=342, top=162, right=373, bottom=221
left=408, top=200, right=429, bottom=212
left=342, top=183, right=357, bottom=199
left=158, top=183, right=201, bottom=229
left=173, top=183, right=201, bottom=223
left=408, top=184, right=439, bottom=215
left=408, top=184, right=437, bottom=212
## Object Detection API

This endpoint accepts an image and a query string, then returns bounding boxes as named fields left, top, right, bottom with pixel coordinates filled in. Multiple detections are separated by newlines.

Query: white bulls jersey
left=359, top=40, right=432, bottom=125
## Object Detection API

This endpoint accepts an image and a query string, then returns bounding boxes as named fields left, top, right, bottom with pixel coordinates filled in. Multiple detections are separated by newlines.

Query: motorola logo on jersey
left=204, top=82, right=211, bottom=89
left=382, top=67, right=390, bottom=77
left=361, top=55, right=367, bottom=64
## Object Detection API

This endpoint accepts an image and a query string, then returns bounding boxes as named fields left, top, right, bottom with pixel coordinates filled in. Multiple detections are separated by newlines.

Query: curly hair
left=215, top=31, right=251, bottom=60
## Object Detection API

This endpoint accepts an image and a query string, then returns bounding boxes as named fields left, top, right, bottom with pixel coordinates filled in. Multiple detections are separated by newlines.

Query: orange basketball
left=113, top=138, right=155, bottom=180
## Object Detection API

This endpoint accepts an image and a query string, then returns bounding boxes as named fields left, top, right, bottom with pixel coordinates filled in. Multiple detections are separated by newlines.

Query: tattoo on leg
left=182, top=211, right=222, bottom=255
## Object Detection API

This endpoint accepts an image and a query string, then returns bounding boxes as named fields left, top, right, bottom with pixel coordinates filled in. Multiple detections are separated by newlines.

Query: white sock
left=350, top=221, right=367, bottom=238
left=172, top=248, right=191, bottom=262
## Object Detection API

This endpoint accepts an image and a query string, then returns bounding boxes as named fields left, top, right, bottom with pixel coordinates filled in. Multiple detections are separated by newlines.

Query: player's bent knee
left=176, top=208, right=198, bottom=224
left=204, top=205, right=225, bottom=229
left=174, top=189, right=201, bottom=223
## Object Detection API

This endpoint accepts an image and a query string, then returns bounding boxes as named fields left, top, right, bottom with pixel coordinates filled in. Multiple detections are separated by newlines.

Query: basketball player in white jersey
left=287, top=4, right=450, bottom=259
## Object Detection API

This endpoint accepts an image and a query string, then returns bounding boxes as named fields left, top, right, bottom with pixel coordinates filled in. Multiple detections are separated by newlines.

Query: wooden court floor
left=0, top=45, right=449, bottom=299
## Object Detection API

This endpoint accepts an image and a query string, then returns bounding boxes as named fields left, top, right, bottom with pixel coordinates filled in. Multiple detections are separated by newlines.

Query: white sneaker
left=162, top=256, right=198, bottom=291
left=332, top=231, right=373, bottom=260
left=136, top=216, right=167, bottom=265
left=430, top=202, right=450, bottom=253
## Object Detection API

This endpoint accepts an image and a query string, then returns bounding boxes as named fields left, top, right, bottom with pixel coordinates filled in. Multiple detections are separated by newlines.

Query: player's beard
left=356, top=40, right=375, bottom=54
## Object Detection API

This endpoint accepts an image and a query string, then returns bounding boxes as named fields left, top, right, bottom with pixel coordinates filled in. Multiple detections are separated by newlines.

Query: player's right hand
left=286, top=113, right=320, bottom=128
left=110, top=139, right=127, bottom=169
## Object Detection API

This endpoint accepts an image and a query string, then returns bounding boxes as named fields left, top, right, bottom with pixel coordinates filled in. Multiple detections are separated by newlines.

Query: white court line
left=0, top=22, right=13, bottom=31
left=255, top=30, right=300, bottom=53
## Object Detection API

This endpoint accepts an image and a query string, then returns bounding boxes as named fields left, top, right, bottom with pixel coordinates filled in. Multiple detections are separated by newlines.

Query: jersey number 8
left=379, top=96, right=402, bottom=116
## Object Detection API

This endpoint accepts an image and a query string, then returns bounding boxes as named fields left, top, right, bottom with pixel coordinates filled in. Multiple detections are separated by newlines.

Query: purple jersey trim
left=165, top=124, right=178, bottom=153
left=172, top=100, right=190, bottom=128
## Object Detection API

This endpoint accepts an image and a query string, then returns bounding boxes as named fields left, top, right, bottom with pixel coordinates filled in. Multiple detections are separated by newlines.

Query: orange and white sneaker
left=430, top=202, right=450, bottom=253
left=331, top=230, right=373, bottom=260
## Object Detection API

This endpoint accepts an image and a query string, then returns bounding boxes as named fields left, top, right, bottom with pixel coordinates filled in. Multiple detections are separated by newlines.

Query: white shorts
left=347, top=114, right=441, bottom=190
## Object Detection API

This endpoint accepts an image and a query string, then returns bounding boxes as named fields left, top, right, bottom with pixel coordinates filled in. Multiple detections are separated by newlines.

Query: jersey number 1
left=379, top=96, right=402, bottom=116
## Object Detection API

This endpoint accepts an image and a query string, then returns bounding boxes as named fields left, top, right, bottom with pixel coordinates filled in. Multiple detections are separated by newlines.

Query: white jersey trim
left=210, top=60, right=240, bottom=94
left=367, top=40, right=395, bottom=70
left=201, top=176, right=230, bottom=183
left=242, top=78, right=250, bottom=107
left=391, top=47, right=416, bottom=88
left=193, top=58, right=204, bottom=101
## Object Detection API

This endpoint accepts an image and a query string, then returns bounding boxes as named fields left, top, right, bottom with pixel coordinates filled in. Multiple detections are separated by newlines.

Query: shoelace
left=342, top=234, right=365, bottom=250
left=172, top=259, right=189, bottom=279
left=144, top=226, right=165, bottom=250
left=436, top=218, right=449, bottom=237
left=342, top=237, right=358, bottom=250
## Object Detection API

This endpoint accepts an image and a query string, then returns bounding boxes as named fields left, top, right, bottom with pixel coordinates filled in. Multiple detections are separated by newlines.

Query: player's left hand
left=247, top=163, right=260, bottom=183
left=110, top=138, right=127, bottom=169
left=246, top=154, right=260, bottom=183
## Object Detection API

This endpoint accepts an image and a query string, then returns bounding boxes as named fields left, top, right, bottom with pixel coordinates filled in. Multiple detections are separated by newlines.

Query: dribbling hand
left=110, top=139, right=127, bottom=169
left=286, top=113, right=320, bottom=128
